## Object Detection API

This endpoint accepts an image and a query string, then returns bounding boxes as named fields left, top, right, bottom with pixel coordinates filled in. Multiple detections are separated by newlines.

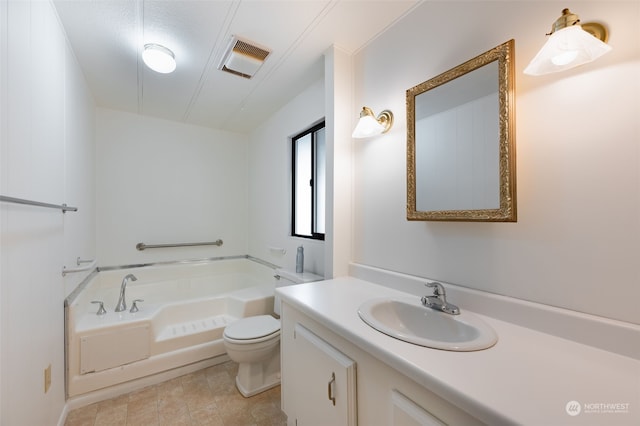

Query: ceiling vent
left=218, top=36, right=271, bottom=79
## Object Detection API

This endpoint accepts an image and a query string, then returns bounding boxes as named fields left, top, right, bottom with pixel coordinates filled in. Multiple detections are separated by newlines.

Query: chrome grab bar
left=136, top=239, right=223, bottom=251
left=62, top=259, right=97, bottom=277
left=0, top=195, right=77, bottom=213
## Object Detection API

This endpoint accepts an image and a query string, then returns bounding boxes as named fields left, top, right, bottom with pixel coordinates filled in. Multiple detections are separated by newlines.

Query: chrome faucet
left=115, top=274, right=137, bottom=312
left=421, top=282, right=460, bottom=315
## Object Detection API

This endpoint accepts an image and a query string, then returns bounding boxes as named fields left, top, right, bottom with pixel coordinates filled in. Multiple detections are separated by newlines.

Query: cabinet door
left=289, top=323, right=357, bottom=426
left=391, top=390, right=446, bottom=426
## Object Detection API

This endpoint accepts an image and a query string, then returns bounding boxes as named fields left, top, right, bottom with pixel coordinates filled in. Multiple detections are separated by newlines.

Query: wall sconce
left=352, top=107, right=394, bottom=138
left=142, top=43, right=177, bottom=74
left=524, top=8, right=612, bottom=76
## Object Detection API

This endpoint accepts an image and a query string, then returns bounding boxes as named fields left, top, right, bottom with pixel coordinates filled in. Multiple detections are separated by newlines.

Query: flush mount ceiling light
left=142, top=43, right=176, bottom=74
left=352, top=106, right=394, bottom=139
left=524, top=8, right=612, bottom=76
left=218, top=36, right=271, bottom=79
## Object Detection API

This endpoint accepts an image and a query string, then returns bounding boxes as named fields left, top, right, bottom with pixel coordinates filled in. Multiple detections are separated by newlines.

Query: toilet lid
left=224, top=315, right=280, bottom=340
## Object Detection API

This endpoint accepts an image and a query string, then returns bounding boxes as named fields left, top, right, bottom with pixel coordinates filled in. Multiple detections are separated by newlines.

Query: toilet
left=223, top=269, right=323, bottom=397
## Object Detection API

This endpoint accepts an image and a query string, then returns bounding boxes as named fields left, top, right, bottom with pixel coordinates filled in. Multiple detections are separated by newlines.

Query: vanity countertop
left=277, top=277, right=640, bottom=425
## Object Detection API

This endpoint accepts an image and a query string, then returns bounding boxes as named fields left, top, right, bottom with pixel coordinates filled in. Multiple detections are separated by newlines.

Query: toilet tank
left=273, top=269, right=323, bottom=315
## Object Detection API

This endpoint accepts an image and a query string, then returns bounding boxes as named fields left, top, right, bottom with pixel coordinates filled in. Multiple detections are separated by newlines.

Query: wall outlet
left=44, top=364, right=51, bottom=393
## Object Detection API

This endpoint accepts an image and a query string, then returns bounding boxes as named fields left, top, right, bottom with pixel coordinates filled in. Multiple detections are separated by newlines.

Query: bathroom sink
left=358, top=297, right=497, bottom=351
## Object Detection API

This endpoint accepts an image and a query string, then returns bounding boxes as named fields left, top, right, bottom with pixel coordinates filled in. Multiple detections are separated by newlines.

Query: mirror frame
left=406, top=39, right=516, bottom=222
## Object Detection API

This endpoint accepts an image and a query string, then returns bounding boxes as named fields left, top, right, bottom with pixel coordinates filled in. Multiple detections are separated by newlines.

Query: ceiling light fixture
left=142, top=43, right=176, bottom=74
left=524, top=8, right=612, bottom=76
left=352, top=107, right=394, bottom=139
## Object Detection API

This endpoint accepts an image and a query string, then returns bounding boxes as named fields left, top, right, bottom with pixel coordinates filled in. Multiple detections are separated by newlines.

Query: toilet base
left=233, top=344, right=281, bottom=398
left=235, top=373, right=280, bottom=398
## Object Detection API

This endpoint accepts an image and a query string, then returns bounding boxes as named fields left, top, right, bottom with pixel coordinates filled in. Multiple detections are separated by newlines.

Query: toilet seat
left=223, top=315, right=280, bottom=344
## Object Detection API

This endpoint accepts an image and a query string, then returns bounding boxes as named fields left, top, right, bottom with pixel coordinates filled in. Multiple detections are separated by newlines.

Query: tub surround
left=66, top=258, right=277, bottom=400
left=276, top=271, right=640, bottom=425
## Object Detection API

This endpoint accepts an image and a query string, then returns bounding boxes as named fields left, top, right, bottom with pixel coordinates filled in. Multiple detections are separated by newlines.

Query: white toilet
left=223, top=269, right=323, bottom=397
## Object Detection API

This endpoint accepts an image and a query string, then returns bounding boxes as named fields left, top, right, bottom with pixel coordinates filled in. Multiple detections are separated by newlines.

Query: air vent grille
left=218, top=36, right=271, bottom=79
left=233, top=39, right=270, bottom=62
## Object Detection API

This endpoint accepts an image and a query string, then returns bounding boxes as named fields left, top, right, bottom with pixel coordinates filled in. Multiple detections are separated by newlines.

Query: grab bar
left=62, top=259, right=97, bottom=277
left=136, top=239, right=223, bottom=251
left=0, top=195, right=77, bottom=213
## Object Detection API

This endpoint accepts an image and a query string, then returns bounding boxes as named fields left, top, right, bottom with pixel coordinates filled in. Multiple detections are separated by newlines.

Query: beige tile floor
left=65, top=361, right=287, bottom=426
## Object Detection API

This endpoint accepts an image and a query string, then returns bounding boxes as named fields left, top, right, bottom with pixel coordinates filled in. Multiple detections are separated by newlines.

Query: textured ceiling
left=54, top=0, right=418, bottom=134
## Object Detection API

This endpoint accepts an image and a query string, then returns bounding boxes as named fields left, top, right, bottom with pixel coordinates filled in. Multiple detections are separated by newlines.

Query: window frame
left=291, top=121, right=326, bottom=241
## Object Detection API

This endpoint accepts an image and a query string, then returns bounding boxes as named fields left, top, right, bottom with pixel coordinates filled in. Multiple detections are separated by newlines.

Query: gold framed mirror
left=407, top=39, right=516, bottom=222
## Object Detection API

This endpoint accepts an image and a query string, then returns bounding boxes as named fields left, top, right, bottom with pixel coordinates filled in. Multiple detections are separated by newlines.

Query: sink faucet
left=115, top=274, right=137, bottom=312
left=421, top=282, right=460, bottom=315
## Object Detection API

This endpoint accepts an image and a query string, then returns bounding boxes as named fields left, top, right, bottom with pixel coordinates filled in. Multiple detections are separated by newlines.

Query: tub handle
left=91, top=301, right=107, bottom=315
left=130, top=299, right=144, bottom=313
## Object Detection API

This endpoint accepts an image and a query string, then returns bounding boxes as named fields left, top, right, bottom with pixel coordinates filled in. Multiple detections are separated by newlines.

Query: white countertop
left=277, top=277, right=640, bottom=425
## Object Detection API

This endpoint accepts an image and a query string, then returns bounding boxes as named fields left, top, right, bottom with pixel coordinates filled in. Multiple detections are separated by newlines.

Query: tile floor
left=64, top=361, right=287, bottom=426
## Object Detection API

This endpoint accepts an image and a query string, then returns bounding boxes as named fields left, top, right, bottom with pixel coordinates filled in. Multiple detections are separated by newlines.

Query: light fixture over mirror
left=142, top=43, right=177, bottom=74
left=352, top=107, right=394, bottom=138
left=524, top=8, right=612, bottom=76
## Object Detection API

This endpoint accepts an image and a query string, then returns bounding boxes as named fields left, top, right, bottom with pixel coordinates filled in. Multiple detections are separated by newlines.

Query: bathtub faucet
left=115, top=274, right=137, bottom=312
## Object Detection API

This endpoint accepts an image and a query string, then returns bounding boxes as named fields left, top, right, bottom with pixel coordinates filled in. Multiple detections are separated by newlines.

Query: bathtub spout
left=115, top=274, right=137, bottom=312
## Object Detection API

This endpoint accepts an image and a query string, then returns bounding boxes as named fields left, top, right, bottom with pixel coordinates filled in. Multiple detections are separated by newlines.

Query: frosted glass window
left=314, top=127, right=326, bottom=234
left=292, top=122, right=325, bottom=240
left=294, top=134, right=312, bottom=236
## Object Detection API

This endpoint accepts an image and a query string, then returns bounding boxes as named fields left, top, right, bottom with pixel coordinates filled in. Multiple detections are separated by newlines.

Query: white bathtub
left=65, top=257, right=276, bottom=398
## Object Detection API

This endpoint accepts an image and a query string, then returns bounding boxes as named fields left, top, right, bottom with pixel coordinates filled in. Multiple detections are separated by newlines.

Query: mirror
left=407, top=39, right=516, bottom=221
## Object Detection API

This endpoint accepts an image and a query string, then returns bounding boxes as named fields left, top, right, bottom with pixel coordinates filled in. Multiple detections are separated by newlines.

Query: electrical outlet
left=44, top=364, right=51, bottom=393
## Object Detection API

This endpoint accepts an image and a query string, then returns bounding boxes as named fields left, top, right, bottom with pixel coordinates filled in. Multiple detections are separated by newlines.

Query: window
left=292, top=121, right=325, bottom=240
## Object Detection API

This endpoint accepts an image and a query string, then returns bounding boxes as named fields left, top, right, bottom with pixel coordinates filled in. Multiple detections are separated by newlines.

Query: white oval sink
left=358, top=297, right=498, bottom=351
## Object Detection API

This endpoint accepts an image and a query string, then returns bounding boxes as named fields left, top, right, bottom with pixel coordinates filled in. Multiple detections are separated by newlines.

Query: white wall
left=324, top=46, right=354, bottom=278
left=95, top=108, right=248, bottom=266
left=248, top=79, right=326, bottom=275
left=352, top=1, right=640, bottom=324
left=64, top=32, right=97, bottom=297
left=0, top=1, right=96, bottom=424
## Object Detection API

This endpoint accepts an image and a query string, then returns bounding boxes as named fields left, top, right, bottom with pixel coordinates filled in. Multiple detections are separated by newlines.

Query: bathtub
left=65, top=256, right=277, bottom=398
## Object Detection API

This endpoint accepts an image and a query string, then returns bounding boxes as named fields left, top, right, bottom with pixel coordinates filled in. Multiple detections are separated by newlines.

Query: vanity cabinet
left=281, top=321, right=357, bottom=425
left=280, top=302, right=483, bottom=426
